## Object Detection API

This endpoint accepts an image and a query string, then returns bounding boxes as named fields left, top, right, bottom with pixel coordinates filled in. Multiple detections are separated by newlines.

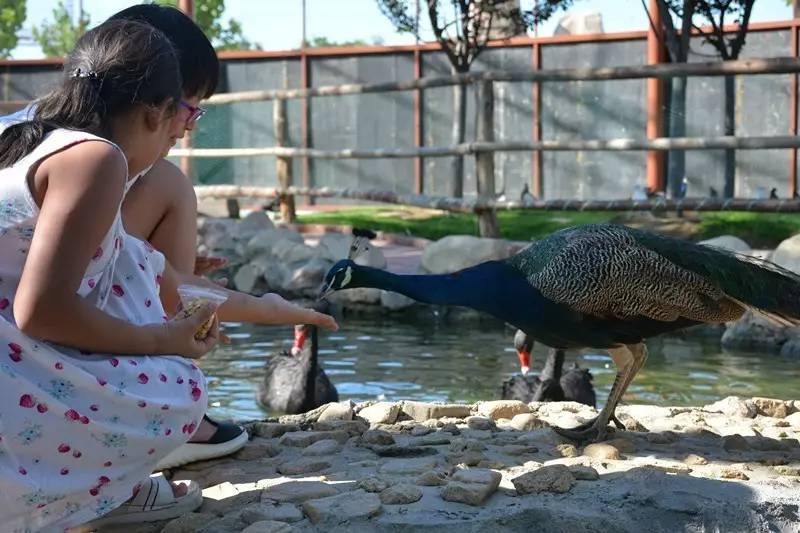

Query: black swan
left=320, top=224, right=800, bottom=441
left=501, top=330, right=596, bottom=407
left=257, top=307, right=339, bottom=414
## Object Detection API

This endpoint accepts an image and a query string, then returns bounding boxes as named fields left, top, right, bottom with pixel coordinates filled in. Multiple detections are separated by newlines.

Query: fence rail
left=176, top=56, right=800, bottom=235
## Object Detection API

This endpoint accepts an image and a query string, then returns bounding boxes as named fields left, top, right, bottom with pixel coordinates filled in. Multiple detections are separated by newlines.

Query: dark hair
left=0, top=19, right=181, bottom=169
left=110, top=4, right=219, bottom=99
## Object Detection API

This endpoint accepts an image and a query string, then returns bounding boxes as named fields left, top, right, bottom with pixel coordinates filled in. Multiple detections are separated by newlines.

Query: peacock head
left=319, top=259, right=358, bottom=300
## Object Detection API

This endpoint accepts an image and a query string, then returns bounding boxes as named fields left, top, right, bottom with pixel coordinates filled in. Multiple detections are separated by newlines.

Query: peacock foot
left=554, top=417, right=615, bottom=443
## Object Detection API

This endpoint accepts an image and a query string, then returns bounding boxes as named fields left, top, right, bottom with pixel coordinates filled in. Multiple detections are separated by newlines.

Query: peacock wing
left=508, top=224, right=745, bottom=324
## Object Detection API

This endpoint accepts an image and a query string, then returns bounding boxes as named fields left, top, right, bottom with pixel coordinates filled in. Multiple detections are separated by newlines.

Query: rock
left=699, top=235, right=751, bottom=253
left=277, top=458, right=331, bottom=476
left=380, top=484, right=423, bottom=505
left=302, top=489, right=382, bottom=524
left=240, top=521, right=293, bottom=533
left=421, top=235, right=512, bottom=274
left=272, top=240, right=317, bottom=266
left=161, top=513, right=218, bottom=533
left=466, top=416, right=496, bottom=431
left=412, top=434, right=453, bottom=447
left=722, top=311, right=788, bottom=352
left=705, top=397, right=758, bottom=419
left=416, top=470, right=448, bottom=486
left=604, top=437, right=636, bottom=454
left=263, top=480, right=339, bottom=503
left=401, top=401, right=471, bottom=421
left=722, top=434, right=751, bottom=452
left=683, top=454, right=709, bottom=466
left=646, top=431, right=679, bottom=444
left=201, top=482, right=262, bottom=515
left=240, top=502, right=304, bottom=523
left=512, top=465, right=574, bottom=494
left=379, top=457, right=438, bottom=476
left=440, top=468, right=502, bottom=506
left=246, top=228, right=303, bottom=257
left=251, top=422, right=299, bottom=439
left=501, top=445, right=539, bottom=456
left=234, top=441, right=280, bottom=461
left=556, top=444, right=578, bottom=458
left=362, top=429, right=396, bottom=446
left=279, top=431, right=349, bottom=447
left=380, top=290, right=415, bottom=310
left=770, top=233, right=800, bottom=274
left=314, top=419, right=369, bottom=436
left=302, top=439, right=342, bottom=457
left=357, top=476, right=391, bottom=493
left=569, top=465, right=599, bottom=480
left=234, top=262, right=265, bottom=293
left=509, top=413, right=548, bottom=431
left=582, top=443, right=621, bottom=460
left=316, top=233, right=352, bottom=262
left=260, top=258, right=291, bottom=292
left=614, top=412, right=649, bottom=432
left=752, top=397, right=790, bottom=418
left=786, top=412, right=800, bottom=427
left=720, top=468, right=750, bottom=481
left=284, top=259, right=330, bottom=294
left=476, top=400, right=531, bottom=421
left=237, top=211, right=275, bottom=238
left=358, top=402, right=401, bottom=425
left=317, top=400, right=355, bottom=422
left=775, top=465, right=800, bottom=476
left=410, top=425, right=431, bottom=437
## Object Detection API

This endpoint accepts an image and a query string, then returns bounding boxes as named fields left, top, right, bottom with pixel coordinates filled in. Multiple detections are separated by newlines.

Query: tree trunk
left=667, top=75, right=687, bottom=199
left=450, top=73, right=467, bottom=198
left=723, top=74, right=736, bottom=198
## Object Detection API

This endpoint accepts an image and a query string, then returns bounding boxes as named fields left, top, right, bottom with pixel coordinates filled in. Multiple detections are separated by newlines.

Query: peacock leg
left=555, top=343, right=648, bottom=442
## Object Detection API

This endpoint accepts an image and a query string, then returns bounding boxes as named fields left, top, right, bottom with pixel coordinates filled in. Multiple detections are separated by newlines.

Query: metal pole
left=302, top=0, right=307, bottom=48
left=646, top=0, right=666, bottom=192
left=177, top=0, right=195, bottom=180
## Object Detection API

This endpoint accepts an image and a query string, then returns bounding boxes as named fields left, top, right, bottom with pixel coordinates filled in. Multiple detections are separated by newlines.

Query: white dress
left=0, top=129, right=207, bottom=532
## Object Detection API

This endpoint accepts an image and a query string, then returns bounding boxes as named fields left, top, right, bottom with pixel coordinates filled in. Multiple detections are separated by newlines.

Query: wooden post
left=646, top=0, right=666, bottom=192
left=531, top=42, right=543, bottom=199
left=792, top=20, right=798, bottom=198
left=273, top=98, right=296, bottom=222
left=414, top=48, right=423, bottom=194
left=177, top=0, right=194, bottom=181
left=476, top=80, right=499, bottom=238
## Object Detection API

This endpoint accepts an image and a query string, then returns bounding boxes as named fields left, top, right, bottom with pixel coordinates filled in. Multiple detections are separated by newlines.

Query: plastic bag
left=175, top=284, right=228, bottom=340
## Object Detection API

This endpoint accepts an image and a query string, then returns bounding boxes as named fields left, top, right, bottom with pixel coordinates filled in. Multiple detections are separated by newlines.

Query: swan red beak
left=292, top=326, right=307, bottom=356
left=517, top=349, right=531, bottom=375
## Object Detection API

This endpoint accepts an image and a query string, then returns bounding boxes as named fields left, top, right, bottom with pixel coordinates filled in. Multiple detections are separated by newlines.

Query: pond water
left=203, top=312, right=800, bottom=421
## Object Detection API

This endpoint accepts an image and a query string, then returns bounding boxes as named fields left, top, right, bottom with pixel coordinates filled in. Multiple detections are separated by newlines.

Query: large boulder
left=236, top=211, right=275, bottom=242
left=721, top=310, right=791, bottom=352
left=698, top=235, right=751, bottom=254
left=284, top=259, right=332, bottom=295
left=246, top=228, right=304, bottom=259
left=421, top=235, right=513, bottom=274
left=770, top=234, right=800, bottom=274
left=272, top=240, right=317, bottom=266
left=317, top=233, right=352, bottom=262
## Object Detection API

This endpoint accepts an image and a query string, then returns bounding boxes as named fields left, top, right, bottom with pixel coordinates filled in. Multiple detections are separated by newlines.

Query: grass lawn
left=297, top=206, right=800, bottom=248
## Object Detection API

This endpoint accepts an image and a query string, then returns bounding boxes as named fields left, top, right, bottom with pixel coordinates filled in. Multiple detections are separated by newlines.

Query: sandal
left=155, top=414, right=248, bottom=470
left=82, top=473, right=202, bottom=529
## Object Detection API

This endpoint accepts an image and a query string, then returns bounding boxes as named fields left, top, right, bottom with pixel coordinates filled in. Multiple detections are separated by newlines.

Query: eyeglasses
left=180, top=100, right=206, bottom=125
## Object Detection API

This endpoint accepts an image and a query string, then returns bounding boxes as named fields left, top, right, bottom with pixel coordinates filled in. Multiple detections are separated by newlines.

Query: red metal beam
left=531, top=42, right=542, bottom=199
left=646, top=0, right=666, bottom=193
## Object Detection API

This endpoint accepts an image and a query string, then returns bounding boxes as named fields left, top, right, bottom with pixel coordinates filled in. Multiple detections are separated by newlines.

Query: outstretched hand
left=194, top=255, right=228, bottom=277
left=257, top=293, right=338, bottom=331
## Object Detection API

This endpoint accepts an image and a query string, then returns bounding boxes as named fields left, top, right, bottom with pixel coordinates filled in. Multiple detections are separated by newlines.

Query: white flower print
left=145, top=416, right=164, bottom=437
left=45, top=378, right=75, bottom=400
left=94, top=497, right=116, bottom=517
left=94, top=432, right=127, bottom=449
left=16, top=422, right=42, bottom=446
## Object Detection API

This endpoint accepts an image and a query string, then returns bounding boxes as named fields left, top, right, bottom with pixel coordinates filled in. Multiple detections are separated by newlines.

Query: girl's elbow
left=13, top=297, right=55, bottom=339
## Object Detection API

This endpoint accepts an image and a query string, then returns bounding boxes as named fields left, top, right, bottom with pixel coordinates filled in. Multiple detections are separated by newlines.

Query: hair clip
left=69, top=67, right=98, bottom=80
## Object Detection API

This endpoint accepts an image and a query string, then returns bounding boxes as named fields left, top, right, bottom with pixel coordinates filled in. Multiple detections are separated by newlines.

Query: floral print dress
left=0, top=129, right=207, bottom=532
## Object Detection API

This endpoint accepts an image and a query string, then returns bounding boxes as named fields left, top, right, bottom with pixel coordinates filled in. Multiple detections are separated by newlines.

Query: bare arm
left=14, top=142, right=217, bottom=357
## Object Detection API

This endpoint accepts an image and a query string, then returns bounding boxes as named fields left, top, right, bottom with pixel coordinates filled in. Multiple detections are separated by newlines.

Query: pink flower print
left=79, top=415, right=90, bottom=425
left=54, top=362, right=63, bottom=370
left=36, top=403, right=48, bottom=414
left=8, top=343, right=20, bottom=353
left=98, top=476, right=110, bottom=486
left=18, top=467, right=26, bottom=475
left=191, top=387, right=202, bottom=401
left=159, top=373, right=167, bottom=383
left=8, top=342, right=22, bottom=362
left=188, top=379, right=198, bottom=388
left=137, top=373, right=149, bottom=384
left=128, top=359, right=138, bottom=366
left=57, top=443, right=70, bottom=453
left=92, top=247, right=103, bottom=261
left=186, top=421, right=197, bottom=434
left=87, top=279, right=96, bottom=289
left=64, top=409, right=80, bottom=421
left=89, top=404, right=99, bottom=412
left=155, top=274, right=163, bottom=286
left=109, top=358, right=119, bottom=367
left=112, top=285, right=124, bottom=297
left=147, top=448, right=155, bottom=455
left=0, top=298, right=8, bottom=310
left=60, top=467, right=69, bottom=475
left=72, top=450, right=82, bottom=458
left=138, top=263, right=146, bottom=271
left=165, top=428, right=172, bottom=436
left=176, top=377, right=184, bottom=385
left=115, top=237, right=122, bottom=250
left=145, top=298, right=152, bottom=308
left=19, top=394, right=34, bottom=408
left=8, top=351, right=21, bottom=362
left=89, top=487, right=99, bottom=496
left=103, top=461, right=112, bottom=468
left=137, top=400, right=146, bottom=408
left=161, top=404, right=169, bottom=410
left=96, top=377, right=107, bottom=387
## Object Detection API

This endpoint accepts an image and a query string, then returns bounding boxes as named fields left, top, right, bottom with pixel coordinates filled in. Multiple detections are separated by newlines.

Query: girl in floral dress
left=0, top=20, right=220, bottom=532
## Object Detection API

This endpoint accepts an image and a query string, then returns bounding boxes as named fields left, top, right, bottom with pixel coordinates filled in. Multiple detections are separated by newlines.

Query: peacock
left=320, top=223, right=800, bottom=441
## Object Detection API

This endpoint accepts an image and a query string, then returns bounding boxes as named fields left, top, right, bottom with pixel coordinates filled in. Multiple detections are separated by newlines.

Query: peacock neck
left=541, top=349, right=564, bottom=381
left=353, top=262, right=506, bottom=312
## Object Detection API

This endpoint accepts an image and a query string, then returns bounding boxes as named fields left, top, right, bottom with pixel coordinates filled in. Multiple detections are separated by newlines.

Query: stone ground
left=106, top=397, right=800, bottom=533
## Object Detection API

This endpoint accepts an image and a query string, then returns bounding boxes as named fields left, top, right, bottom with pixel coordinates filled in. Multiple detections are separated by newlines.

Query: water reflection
left=202, top=315, right=800, bottom=420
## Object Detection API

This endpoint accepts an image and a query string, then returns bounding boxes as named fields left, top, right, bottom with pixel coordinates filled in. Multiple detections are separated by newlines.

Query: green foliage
left=307, top=36, right=385, bottom=48
left=154, top=0, right=258, bottom=51
left=0, top=0, right=26, bottom=59
left=31, top=0, right=89, bottom=58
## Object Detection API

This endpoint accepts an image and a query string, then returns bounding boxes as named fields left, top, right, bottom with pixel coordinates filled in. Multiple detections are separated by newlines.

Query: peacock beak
left=318, top=281, right=334, bottom=301
left=517, top=349, right=531, bottom=375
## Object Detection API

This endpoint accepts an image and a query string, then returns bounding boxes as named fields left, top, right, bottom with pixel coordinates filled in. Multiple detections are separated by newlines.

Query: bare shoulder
left=140, top=158, right=193, bottom=190
left=38, top=140, right=127, bottom=201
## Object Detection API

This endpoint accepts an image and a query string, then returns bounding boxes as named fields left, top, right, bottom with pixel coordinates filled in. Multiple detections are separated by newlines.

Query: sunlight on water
left=202, top=315, right=800, bottom=420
